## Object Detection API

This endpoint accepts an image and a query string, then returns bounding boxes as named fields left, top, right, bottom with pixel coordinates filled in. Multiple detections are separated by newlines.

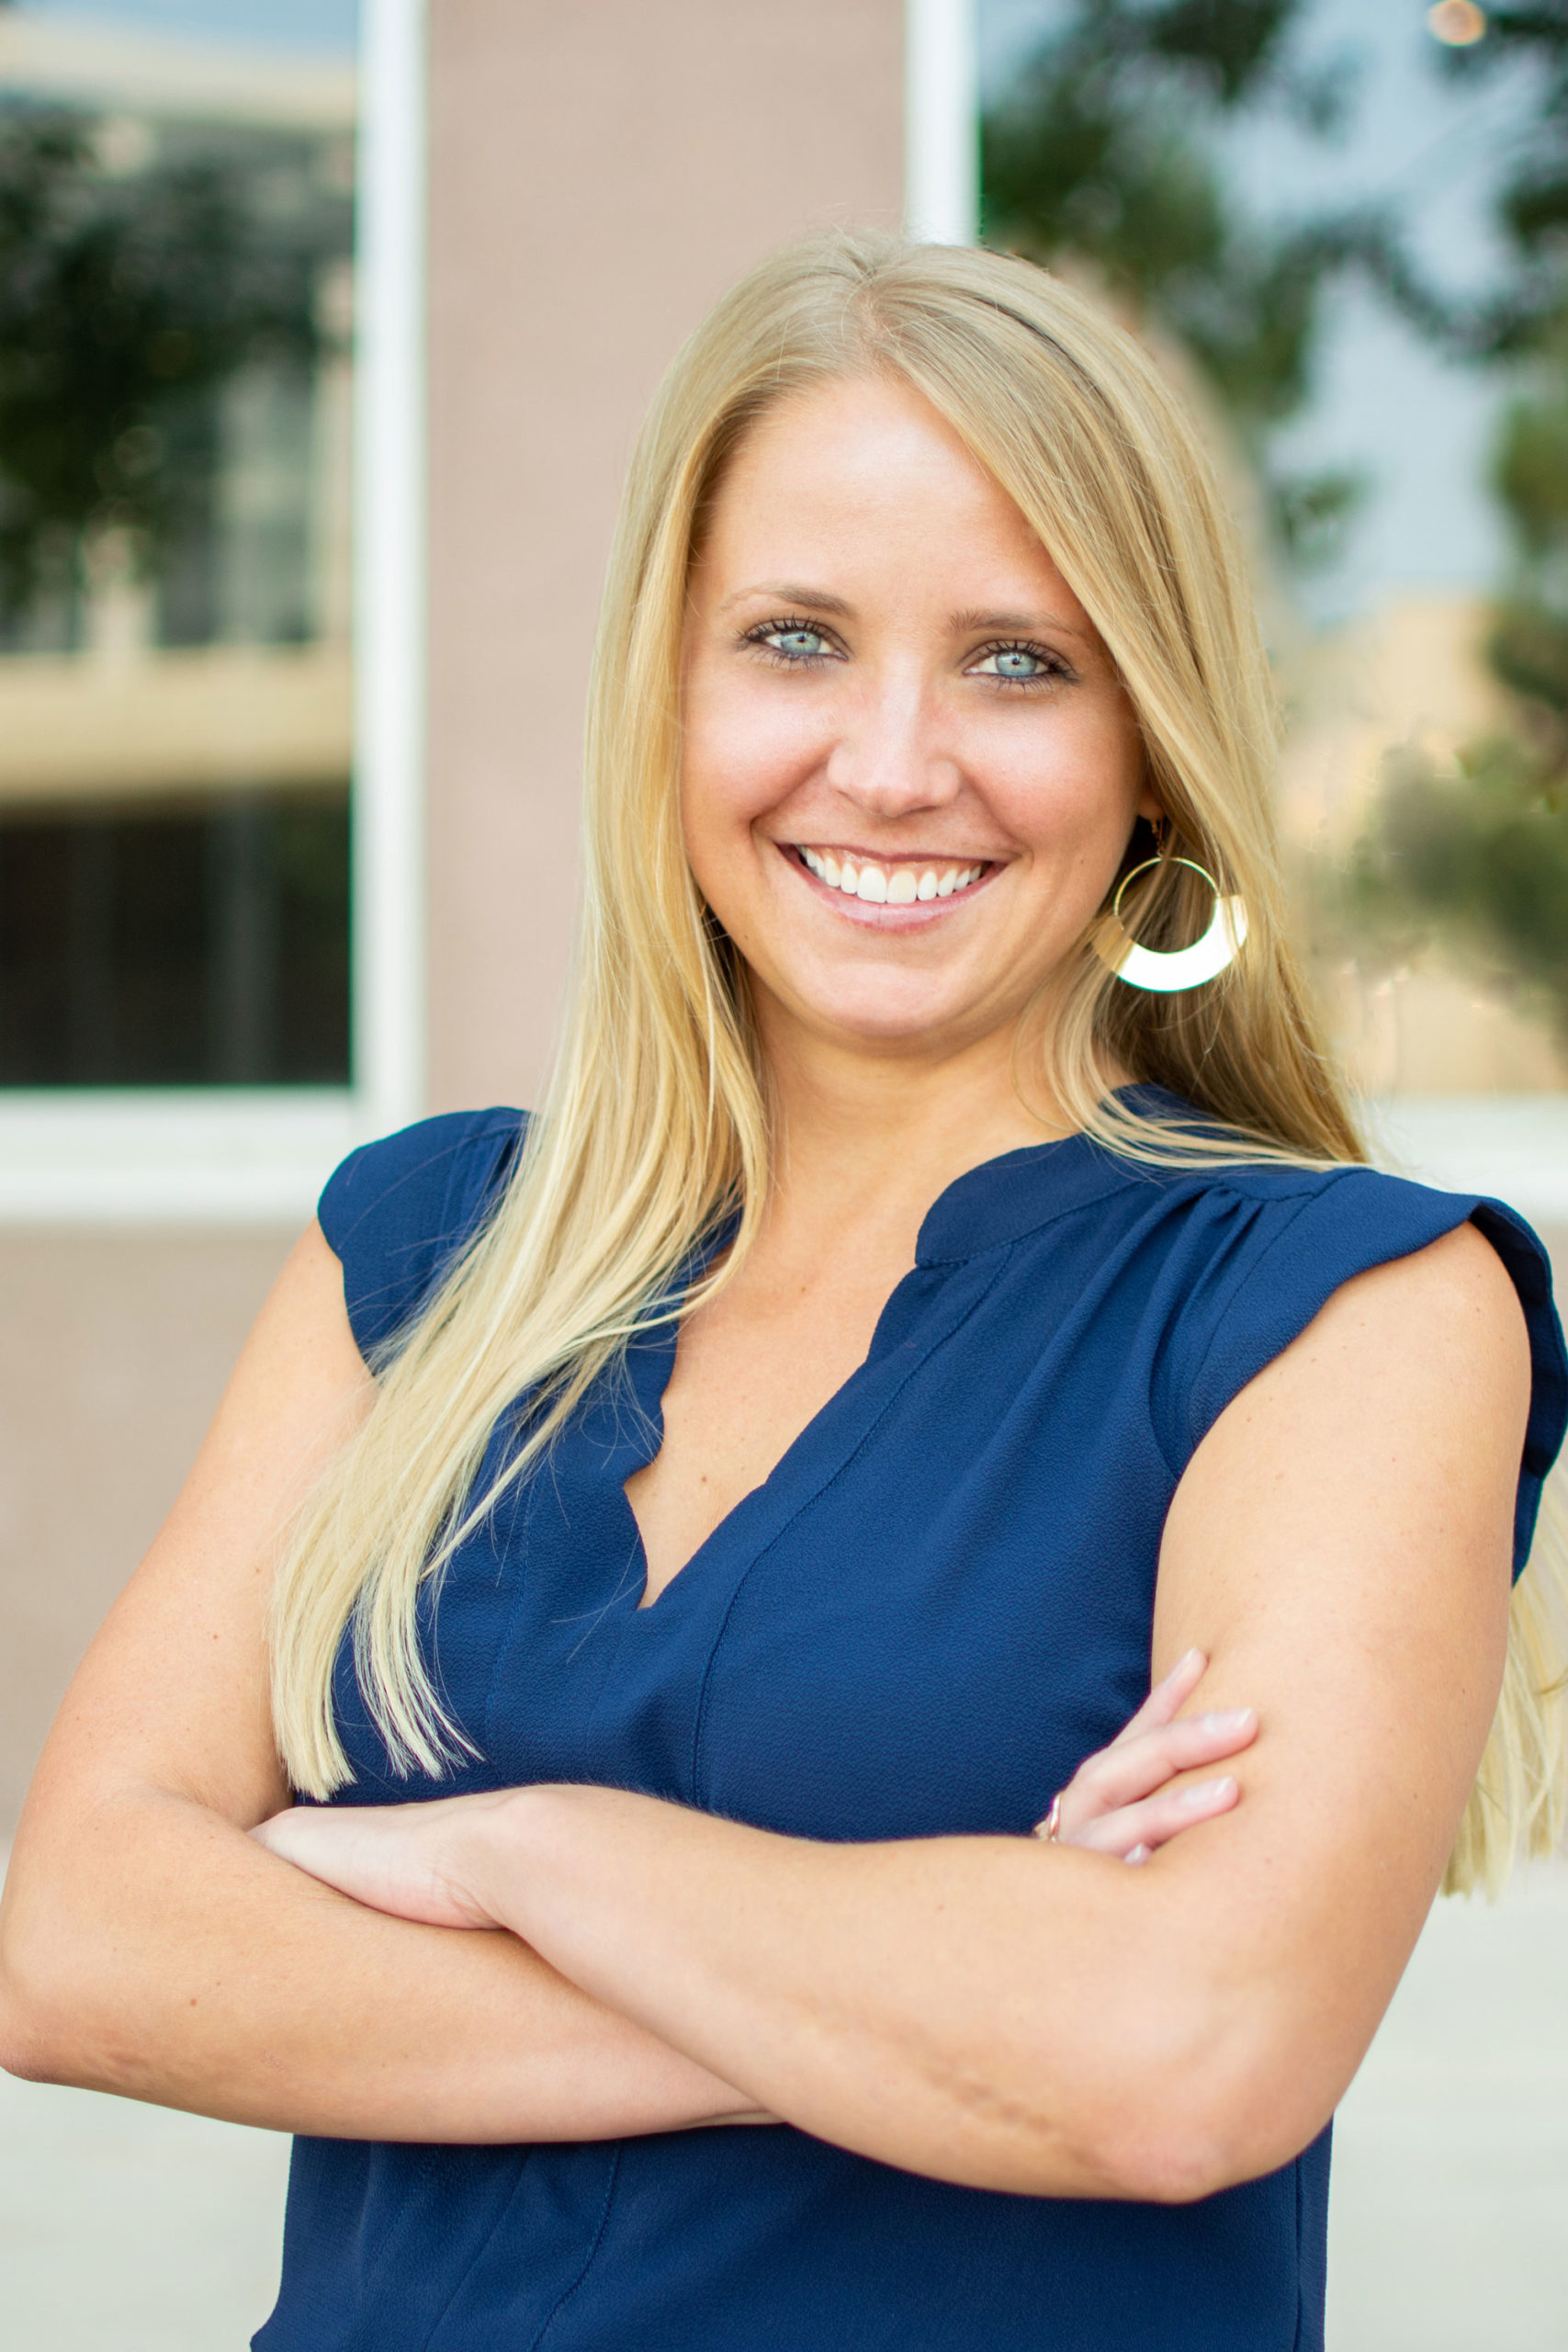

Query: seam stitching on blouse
left=1172, top=1181, right=1344, bottom=1473
left=478, top=1458, right=545, bottom=1761
left=1291, top=2148, right=1305, bottom=2352
left=417, top=2146, right=536, bottom=2352
left=687, top=1249, right=1013, bottom=1806
left=917, top=1169, right=1133, bottom=1265
left=525, top=2143, right=625, bottom=2352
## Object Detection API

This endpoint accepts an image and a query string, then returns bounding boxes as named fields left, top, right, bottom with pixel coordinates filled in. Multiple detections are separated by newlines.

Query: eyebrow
left=948, top=605, right=1098, bottom=643
left=718, top=582, right=855, bottom=617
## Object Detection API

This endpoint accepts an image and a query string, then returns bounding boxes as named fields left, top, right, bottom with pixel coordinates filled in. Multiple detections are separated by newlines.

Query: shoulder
left=317, top=1107, right=526, bottom=1362
left=1109, top=1108, right=1554, bottom=1315
left=1092, top=1115, right=1566, bottom=1577
left=1235, top=1217, right=1531, bottom=1439
left=1154, top=1155, right=1559, bottom=1364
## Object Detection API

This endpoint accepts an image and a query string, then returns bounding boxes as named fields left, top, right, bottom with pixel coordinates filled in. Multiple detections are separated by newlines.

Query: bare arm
left=258, top=1224, right=1528, bottom=2196
left=0, top=1225, right=757, bottom=2141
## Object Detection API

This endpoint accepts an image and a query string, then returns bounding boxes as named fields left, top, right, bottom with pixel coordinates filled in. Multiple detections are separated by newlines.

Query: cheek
left=979, top=703, right=1143, bottom=854
left=682, top=665, right=828, bottom=839
left=679, top=679, right=773, bottom=905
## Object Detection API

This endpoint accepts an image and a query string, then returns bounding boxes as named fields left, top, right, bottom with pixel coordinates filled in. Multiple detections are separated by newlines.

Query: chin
left=793, top=979, right=989, bottom=1052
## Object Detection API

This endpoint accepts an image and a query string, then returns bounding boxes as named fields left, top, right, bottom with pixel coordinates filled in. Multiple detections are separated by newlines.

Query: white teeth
left=797, top=848, right=989, bottom=902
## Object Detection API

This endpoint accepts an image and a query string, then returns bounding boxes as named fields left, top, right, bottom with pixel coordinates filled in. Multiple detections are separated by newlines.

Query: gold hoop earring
left=1092, top=856, right=1247, bottom=994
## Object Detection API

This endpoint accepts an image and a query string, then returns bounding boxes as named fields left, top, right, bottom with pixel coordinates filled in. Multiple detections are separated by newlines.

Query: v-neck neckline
left=618, top=1245, right=1000, bottom=1620
left=614, top=1102, right=1154, bottom=1617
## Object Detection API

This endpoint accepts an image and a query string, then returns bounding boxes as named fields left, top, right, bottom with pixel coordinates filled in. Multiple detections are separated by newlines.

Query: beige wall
left=423, top=0, right=905, bottom=1112
left=0, top=1228, right=295, bottom=1833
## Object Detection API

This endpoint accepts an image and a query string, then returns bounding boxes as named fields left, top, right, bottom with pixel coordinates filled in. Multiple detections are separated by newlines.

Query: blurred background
left=0, top=3, right=1562, bottom=2345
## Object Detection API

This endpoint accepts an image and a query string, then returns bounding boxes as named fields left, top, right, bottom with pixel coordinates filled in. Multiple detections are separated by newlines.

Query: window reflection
left=0, top=7, right=355, bottom=1087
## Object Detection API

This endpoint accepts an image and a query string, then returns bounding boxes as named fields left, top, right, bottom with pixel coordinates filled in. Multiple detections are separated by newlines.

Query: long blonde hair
left=272, top=232, right=1565, bottom=1893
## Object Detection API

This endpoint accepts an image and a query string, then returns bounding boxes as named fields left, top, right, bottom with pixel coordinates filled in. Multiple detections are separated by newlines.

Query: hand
left=251, top=1788, right=516, bottom=1929
left=1034, top=1648, right=1256, bottom=1863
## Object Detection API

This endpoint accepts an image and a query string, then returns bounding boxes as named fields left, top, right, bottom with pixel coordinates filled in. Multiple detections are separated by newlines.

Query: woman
left=3, top=235, right=1565, bottom=2351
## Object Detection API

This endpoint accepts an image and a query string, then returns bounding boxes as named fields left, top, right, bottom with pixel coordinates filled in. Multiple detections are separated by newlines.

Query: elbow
left=0, top=2009, right=63, bottom=2087
left=0, top=1889, right=118, bottom=2092
left=1047, top=1996, right=1328, bottom=2206
left=1103, top=2107, right=1327, bottom=2208
left=1089, top=2107, right=1243, bottom=2207
left=0, top=1938, right=65, bottom=2085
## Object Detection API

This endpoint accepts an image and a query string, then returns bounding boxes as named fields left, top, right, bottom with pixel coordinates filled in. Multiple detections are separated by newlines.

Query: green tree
left=1348, top=7, right=1568, bottom=1038
left=0, top=102, right=344, bottom=622
left=1446, top=7, right=1568, bottom=746
left=1349, top=741, right=1568, bottom=1044
left=981, top=0, right=1423, bottom=565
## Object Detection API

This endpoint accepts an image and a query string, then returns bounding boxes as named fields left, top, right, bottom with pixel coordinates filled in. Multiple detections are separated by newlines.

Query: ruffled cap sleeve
left=1160, top=1166, right=1566, bottom=1581
left=316, top=1106, right=525, bottom=1363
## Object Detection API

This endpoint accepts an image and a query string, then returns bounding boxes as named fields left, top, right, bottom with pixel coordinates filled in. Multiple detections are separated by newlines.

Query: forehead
left=695, top=373, right=1081, bottom=612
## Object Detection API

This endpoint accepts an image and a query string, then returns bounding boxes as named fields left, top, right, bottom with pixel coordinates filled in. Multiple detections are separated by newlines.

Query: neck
left=753, top=1001, right=1073, bottom=1245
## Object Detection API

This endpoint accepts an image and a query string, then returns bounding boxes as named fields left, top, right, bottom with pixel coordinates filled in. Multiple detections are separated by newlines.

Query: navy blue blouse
left=257, top=1097, right=1566, bottom=2352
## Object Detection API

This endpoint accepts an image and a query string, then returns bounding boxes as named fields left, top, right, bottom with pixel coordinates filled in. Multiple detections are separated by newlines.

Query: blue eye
left=760, top=624, right=832, bottom=660
left=972, top=643, right=1055, bottom=683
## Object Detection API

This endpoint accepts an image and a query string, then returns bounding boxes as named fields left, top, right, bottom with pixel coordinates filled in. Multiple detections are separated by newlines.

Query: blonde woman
left=3, top=237, right=1565, bottom=2352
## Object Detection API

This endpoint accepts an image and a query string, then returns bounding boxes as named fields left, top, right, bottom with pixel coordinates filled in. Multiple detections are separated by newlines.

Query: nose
left=823, top=667, right=964, bottom=820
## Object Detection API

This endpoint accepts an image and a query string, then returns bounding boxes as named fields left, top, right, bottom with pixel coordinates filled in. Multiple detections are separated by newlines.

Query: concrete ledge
left=1363, top=1095, right=1568, bottom=1229
left=0, top=1092, right=362, bottom=1224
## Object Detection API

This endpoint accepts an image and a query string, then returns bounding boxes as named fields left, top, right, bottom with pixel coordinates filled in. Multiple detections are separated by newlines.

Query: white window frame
left=905, top=0, right=978, bottom=246
left=0, top=0, right=426, bottom=1224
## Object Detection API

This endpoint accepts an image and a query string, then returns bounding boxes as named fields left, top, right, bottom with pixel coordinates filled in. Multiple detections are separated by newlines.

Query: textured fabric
left=257, top=1093, right=1566, bottom=2352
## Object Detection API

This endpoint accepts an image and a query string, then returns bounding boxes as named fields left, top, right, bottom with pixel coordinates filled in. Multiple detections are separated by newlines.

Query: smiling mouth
left=793, top=844, right=995, bottom=905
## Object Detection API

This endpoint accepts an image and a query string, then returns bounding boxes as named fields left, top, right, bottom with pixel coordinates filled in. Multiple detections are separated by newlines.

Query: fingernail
left=1124, top=1842, right=1153, bottom=1865
left=1200, top=1709, right=1255, bottom=1735
left=1165, top=1647, right=1206, bottom=1682
left=1179, top=1776, right=1235, bottom=1808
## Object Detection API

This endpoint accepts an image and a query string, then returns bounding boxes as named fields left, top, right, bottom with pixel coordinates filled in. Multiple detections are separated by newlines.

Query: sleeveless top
left=255, top=1094, right=1567, bottom=2352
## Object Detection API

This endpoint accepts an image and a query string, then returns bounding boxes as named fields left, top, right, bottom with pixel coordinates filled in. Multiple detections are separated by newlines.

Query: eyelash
left=973, top=639, right=1073, bottom=689
left=741, top=616, right=844, bottom=667
left=739, top=616, right=1073, bottom=688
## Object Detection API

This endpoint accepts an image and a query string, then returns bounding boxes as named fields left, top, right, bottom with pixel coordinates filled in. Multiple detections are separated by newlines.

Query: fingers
left=1067, top=1705, right=1258, bottom=1822
left=1108, top=1647, right=1208, bottom=1747
left=1073, top=1773, right=1241, bottom=1861
left=1031, top=1654, right=1258, bottom=1849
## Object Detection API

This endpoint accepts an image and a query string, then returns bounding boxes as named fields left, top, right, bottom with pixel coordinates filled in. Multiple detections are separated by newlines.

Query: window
left=0, top=0, right=423, bottom=1217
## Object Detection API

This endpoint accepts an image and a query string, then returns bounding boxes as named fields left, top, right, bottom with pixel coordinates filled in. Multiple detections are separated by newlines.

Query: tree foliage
left=1451, top=13, right=1568, bottom=756
left=1350, top=741, right=1568, bottom=1043
left=0, top=103, right=344, bottom=621
left=981, top=0, right=1417, bottom=565
left=1344, top=7, right=1568, bottom=1029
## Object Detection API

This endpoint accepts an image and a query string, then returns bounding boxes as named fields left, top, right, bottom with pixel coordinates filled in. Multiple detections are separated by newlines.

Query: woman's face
left=680, top=372, right=1157, bottom=1065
